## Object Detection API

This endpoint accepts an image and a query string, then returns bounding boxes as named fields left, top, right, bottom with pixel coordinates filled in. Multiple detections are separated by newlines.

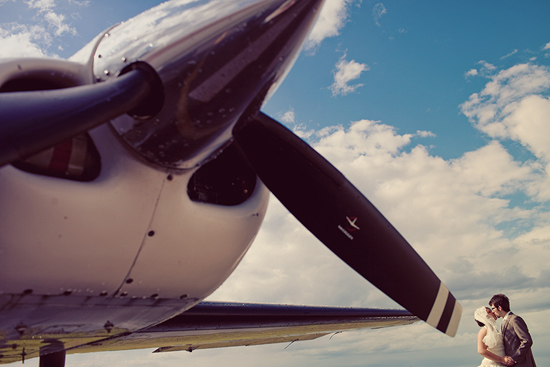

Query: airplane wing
left=66, top=302, right=419, bottom=355
left=0, top=302, right=417, bottom=364
left=0, top=299, right=416, bottom=365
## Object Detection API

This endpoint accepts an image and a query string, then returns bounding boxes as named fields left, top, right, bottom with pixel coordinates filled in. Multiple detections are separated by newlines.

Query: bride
left=475, top=306, right=507, bottom=366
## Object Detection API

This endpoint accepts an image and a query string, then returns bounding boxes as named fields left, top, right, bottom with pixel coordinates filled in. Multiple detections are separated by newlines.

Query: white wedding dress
left=475, top=307, right=505, bottom=367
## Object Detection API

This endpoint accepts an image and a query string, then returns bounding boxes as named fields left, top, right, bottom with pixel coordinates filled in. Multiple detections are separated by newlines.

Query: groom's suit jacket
left=502, top=312, right=536, bottom=367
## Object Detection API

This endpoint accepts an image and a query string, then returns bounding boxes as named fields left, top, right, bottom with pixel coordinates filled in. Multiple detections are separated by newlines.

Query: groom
left=489, top=294, right=536, bottom=367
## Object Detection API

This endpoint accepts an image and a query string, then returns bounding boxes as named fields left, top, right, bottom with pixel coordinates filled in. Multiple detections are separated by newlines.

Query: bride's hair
left=476, top=319, right=485, bottom=327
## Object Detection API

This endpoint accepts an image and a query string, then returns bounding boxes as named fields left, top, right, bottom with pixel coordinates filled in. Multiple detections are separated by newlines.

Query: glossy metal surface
left=94, top=0, right=323, bottom=168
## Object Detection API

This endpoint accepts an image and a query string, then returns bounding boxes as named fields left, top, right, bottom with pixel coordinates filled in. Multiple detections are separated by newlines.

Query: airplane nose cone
left=96, top=0, right=325, bottom=168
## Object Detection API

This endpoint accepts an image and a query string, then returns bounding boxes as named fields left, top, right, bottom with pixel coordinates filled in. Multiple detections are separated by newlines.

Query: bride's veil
left=474, top=306, right=501, bottom=348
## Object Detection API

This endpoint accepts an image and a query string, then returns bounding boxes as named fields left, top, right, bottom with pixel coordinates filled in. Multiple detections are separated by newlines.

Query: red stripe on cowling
left=48, top=139, right=73, bottom=174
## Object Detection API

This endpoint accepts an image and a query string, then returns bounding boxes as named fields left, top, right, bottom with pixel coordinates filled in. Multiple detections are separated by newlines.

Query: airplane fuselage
left=0, top=0, right=321, bottom=356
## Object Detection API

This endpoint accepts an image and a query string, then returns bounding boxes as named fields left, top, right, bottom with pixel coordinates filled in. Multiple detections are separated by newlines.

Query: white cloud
left=461, top=63, right=550, bottom=202
left=416, top=130, right=436, bottom=138
left=543, top=41, right=550, bottom=58
left=280, top=108, right=295, bottom=124
left=467, top=60, right=497, bottom=78
left=479, top=60, right=496, bottom=70
left=465, top=68, right=478, bottom=78
left=26, top=0, right=76, bottom=36
left=451, top=140, right=533, bottom=197
left=460, top=64, right=550, bottom=154
left=43, top=9, right=75, bottom=36
left=26, top=0, right=56, bottom=12
left=0, top=25, right=49, bottom=57
left=372, top=3, right=387, bottom=26
left=501, top=49, right=518, bottom=60
left=329, top=55, right=369, bottom=96
left=68, top=0, right=90, bottom=5
left=306, top=0, right=356, bottom=50
left=0, top=0, right=80, bottom=58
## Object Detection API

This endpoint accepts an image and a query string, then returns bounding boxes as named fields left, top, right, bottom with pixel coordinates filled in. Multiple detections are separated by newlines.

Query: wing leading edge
left=70, top=302, right=419, bottom=355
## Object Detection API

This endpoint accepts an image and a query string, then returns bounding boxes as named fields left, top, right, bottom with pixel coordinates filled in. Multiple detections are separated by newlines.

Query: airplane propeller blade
left=0, top=62, right=163, bottom=167
left=233, top=112, right=462, bottom=337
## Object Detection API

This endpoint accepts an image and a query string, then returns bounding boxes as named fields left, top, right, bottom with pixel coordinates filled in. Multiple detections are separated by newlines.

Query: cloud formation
left=280, top=108, right=296, bottom=124
left=0, top=25, right=48, bottom=57
left=372, top=3, right=387, bottom=26
left=306, top=0, right=356, bottom=50
left=0, top=0, right=82, bottom=58
left=461, top=63, right=550, bottom=201
left=329, top=55, right=369, bottom=96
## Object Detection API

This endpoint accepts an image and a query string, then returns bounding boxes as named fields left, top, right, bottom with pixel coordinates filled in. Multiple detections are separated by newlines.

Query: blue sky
left=1, top=1, right=550, bottom=367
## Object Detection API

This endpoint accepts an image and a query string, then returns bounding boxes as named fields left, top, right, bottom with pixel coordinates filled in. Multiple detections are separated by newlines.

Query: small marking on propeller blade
left=337, top=225, right=354, bottom=240
left=346, top=216, right=360, bottom=231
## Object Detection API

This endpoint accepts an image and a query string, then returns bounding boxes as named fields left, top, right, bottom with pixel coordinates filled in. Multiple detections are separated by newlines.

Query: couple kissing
left=474, top=294, right=536, bottom=367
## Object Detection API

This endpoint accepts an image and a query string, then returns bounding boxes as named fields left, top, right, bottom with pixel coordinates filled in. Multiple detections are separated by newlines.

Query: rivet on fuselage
left=104, top=321, right=114, bottom=333
left=15, top=324, right=27, bottom=335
